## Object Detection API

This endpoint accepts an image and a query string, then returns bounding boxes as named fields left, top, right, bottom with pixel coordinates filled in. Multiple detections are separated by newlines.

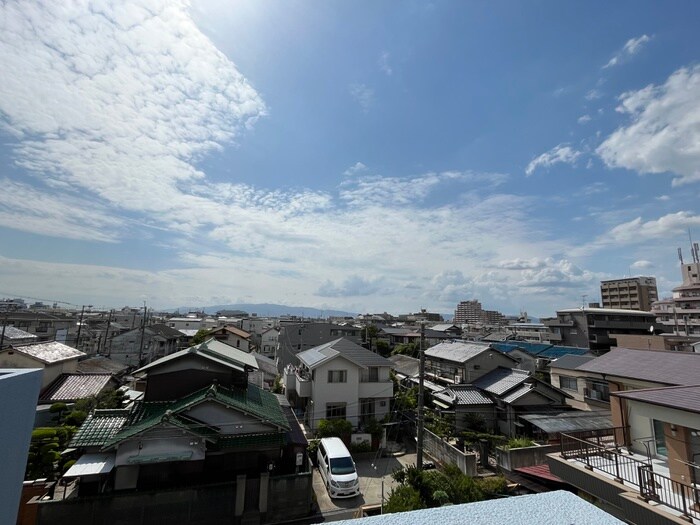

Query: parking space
left=313, top=452, right=417, bottom=517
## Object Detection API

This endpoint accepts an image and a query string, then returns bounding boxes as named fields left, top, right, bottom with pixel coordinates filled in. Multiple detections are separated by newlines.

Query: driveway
left=313, top=452, right=417, bottom=520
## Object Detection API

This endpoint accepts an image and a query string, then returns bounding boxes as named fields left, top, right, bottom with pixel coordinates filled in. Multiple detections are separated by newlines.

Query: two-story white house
left=284, top=338, right=393, bottom=431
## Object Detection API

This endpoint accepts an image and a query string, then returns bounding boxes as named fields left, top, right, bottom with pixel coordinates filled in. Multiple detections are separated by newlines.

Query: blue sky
left=1, top=0, right=699, bottom=317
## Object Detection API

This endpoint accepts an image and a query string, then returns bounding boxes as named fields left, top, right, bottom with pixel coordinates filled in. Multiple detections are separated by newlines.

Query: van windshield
left=330, top=457, right=355, bottom=475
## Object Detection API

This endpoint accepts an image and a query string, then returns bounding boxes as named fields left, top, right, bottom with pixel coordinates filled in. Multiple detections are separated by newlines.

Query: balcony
left=549, top=428, right=700, bottom=524
left=294, top=372, right=311, bottom=398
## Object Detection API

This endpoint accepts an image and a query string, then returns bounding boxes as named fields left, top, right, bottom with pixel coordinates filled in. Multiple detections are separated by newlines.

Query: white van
left=317, top=437, right=360, bottom=498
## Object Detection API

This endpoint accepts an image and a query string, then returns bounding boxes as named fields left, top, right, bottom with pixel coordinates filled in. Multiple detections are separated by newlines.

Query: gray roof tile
left=613, top=385, right=700, bottom=413
left=473, top=367, right=530, bottom=396
left=298, top=338, right=392, bottom=369
left=40, top=374, right=113, bottom=402
left=425, top=341, right=492, bottom=363
left=6, top=341, right=84, bottom=364
left=576, top=347, right=700, bottom=386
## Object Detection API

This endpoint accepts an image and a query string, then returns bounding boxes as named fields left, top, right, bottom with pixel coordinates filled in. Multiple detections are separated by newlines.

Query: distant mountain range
left=168, top=303, right=358, bottom=319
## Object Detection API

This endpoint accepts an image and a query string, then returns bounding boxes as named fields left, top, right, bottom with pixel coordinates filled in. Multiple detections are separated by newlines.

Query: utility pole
left=0, top=312, right=6, bottom=350
left=138, top=302, right=147, bottom=365
left=103, top=309, right=112, bottom=355
left=416, top=319, right=426, bottom=470
left=75, top=305, right=91, bottom=351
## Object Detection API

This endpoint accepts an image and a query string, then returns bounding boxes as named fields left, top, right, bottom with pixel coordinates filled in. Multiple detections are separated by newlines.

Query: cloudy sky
left=1, top=1, right=699, bottom=316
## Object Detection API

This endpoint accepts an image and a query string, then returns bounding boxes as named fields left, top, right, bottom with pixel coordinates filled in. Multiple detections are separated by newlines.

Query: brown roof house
left=548, top=348, right=700, bottom=525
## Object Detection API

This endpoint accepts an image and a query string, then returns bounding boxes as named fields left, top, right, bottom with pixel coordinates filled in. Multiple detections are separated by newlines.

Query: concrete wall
left=0, top=369, right=42, bottom=525
left=423, top=429, right=477, bottom=476
left=496, top=444, right=558, bottom=471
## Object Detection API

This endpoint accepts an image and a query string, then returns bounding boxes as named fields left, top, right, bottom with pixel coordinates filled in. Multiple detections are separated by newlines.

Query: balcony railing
left=560, top=429, right=700, bottom=521
left=638, top=465, right=700, bottom=521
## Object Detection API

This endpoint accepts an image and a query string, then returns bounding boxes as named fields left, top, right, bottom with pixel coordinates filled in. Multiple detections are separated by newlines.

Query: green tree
left=26, top=427, right=75, bottom=480
left=192, top=328, right=210, bottom=345
left=375, top=340, right=390, bottom=357
left=391, top=341, right=424, bottom=358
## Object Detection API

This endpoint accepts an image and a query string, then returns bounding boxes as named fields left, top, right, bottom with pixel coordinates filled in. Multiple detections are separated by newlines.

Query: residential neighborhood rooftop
left=520, top=411, right=612, bottom=434
left=424, top=341, right=493, bottom=363
left=576, top=347, right=700, bottom=386
left=297, top=338, right=392, bottom=369
left=40, top=374, right=113, bottom=403
left=3, top=341, right=85, bottom=364
left=612, top=384, right=700, bottom=414
left=0, top=326, right=37, bottom=341
left=550, top=354, right=596, bottom=370
left=473, top=367, right=531, bottom=396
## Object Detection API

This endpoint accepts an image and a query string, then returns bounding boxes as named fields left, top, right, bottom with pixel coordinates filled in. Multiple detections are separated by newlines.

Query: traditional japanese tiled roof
left=40, top=374, right=113, bottom=403
left=76, top=356, right=129, bottom=375
left=70, top=409, right=130, bottom=447
left=5, top=341, right=84, bottom=364
left=472, top=367, right=531, bottom=396
left=103, top=382, right=289, bottom=448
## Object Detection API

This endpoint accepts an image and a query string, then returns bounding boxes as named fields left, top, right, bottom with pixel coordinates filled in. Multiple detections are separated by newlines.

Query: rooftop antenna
left=581, top=294, right=587, bottom=309
left=694, top=242, right=700, bottom=264
left=678, top=247, right=684, bottom=265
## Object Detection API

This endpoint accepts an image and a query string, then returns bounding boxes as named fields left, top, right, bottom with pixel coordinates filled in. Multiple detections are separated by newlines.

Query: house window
left=652, top=419, right=668, bottom=457
left=584, top=380, right=610, bottom=402
left=362, top=367, right=379, bottom=382
left=559, top=376, right=578, bottom=391
left=328, top=370, right=347, bottom=383
left=326, top=403, right=346, bottom=419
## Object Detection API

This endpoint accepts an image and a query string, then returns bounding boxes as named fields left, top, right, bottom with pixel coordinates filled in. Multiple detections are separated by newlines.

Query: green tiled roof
left=215, top=432, right=286, bottom=450
left=70, top=409, right=130, bottom=447
left=103, top=383, right=289, bottom=449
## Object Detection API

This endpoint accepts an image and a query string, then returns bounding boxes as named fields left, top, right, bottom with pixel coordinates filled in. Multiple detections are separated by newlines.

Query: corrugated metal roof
left=63, top=453, right=115, bottom=477
left=576, top=347, right=700, bottom=386
left=473, top=367, right=530, bottom=395
left=8, top=341, right=85, bottom=364
left=520, top=411, right=612, bottom=434
left=613, top=385, right=700, bottom=414
left=40, top=374, right=113, bottom=402
left=425, top=341, right=492, bottom=363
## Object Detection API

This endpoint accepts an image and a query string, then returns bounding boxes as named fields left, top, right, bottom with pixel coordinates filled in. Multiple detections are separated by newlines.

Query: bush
left=384, top=485, right=425, bottom=514
left=505, top=437, right=535, bottom=449
left=477, top=476, right=509, bottom=499
left=316, top=419, right=352, bottom=439
left=349, top=440, right=372, bottom=453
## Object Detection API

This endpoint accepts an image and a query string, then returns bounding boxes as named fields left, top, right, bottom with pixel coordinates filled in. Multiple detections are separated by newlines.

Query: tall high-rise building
left=600, top=276, right=658, bottom=311
left=653, top=244, right=700, bottom=339
left=453, top=300, right=505, bottom=326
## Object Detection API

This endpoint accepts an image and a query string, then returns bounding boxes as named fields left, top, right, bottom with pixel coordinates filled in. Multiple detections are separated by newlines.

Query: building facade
left=600, top=276, right=658, bottom=311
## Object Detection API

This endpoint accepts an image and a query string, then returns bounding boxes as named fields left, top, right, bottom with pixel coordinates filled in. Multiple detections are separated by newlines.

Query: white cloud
left=349, top=83, right=374, bottom=112
left=378, top=51, right=392, bottom=75
left=597, top=66, right=700, bottom=186
left=656, top=195, right=671, bottom=201
left=496, top=258, right=546, bottom=270
left=606, top=212, right=700, bottom=244
left=343, top=162, right=368, bottom=177
left=603, top=34, right=652, bottom=69
left=317, top=276, right=383, bottom=297
left=585, top=89, right=603, bottom=101
left=631, top=260, right=654, bottom=270
left=0, top=0, right=267, bottom=239
left=577, top=115, right=591, bottom=125
left=517, top=258, right=601, bottom=293
left=526, top=144, right=582, bottom=176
